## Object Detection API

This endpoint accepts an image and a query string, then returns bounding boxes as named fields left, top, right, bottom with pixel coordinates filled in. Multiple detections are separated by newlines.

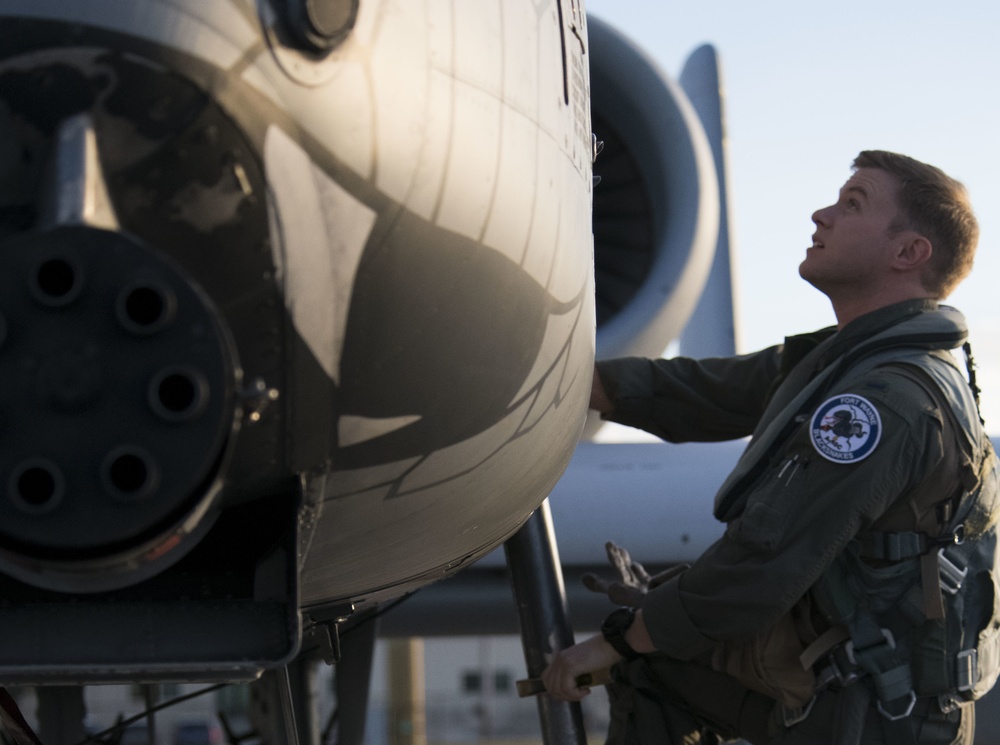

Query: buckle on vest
left=877, top=690, right=916, bottom=721
left=939, top=548, right=968, bottom=595
left=957, top=648, right=979, bottom=692
left=825, top=648, right=862, bottom=687
left=938, top=694, right=961, bottom=714
left=844, top=627, right=895, bottom=667
left=781, top=695, right=816, bottom=727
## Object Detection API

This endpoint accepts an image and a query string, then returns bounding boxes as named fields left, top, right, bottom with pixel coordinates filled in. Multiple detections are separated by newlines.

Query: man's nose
left=812, top=205, right=833, bottom=226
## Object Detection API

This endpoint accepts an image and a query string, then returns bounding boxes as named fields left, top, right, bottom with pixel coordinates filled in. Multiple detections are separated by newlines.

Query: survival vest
left=809, top=346, right=1000, bottom=719
left=712, top=305, right=1000, bottom=728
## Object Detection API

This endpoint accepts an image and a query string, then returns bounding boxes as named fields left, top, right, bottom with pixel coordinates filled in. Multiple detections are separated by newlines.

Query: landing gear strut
left=505, top=500, right=588, bottom=745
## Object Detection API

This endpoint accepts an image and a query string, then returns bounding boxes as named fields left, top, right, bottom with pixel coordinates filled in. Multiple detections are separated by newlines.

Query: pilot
left=542, top=151, right=998, bottom=744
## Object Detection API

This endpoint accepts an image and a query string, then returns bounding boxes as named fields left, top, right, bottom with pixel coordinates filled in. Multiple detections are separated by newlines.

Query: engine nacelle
left=589, top=16, right=720, bottom=360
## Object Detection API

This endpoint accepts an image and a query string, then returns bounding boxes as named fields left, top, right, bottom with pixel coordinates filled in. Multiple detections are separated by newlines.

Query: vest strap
left=861, top=531, right=928, bottom=561
left=920, top=551, right=945, bottom=621
left=848, top=617, right=917, bottom=723
left=798, top=624, right=850, bottom=671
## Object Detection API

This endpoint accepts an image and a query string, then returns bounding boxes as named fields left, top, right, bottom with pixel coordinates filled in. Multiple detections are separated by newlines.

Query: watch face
left=603, top=606, right=635, bottom=633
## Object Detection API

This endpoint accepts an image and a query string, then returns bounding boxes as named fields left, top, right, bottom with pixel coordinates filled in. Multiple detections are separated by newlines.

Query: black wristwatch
left=601, top=606, right=640, bottom=660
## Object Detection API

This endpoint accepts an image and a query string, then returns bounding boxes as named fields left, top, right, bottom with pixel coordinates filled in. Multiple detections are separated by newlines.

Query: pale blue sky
left=585, top=0, right=1000, bottom=432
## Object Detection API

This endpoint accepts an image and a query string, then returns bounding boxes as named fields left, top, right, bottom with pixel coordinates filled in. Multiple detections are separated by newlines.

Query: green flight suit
left=595, top=299, right=993, bottom=745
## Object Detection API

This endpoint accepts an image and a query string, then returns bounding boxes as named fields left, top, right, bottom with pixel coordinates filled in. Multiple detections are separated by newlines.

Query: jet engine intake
left=588, top=16, right=721, bottom=360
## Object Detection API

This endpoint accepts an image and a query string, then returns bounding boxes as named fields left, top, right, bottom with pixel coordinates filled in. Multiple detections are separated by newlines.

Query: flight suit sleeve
left=596, top=346, right=783, bottom=442
left=639, top=366, right=946, bottom=659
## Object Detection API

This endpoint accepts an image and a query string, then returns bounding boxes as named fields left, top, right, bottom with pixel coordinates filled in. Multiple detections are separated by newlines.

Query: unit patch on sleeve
left=809, top=394, right=882, bottom=463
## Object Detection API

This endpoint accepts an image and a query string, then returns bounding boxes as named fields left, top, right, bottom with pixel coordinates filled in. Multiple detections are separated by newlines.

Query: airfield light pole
left=387, top=638, right=427, bottom=745
left=504, top=499, right=587, bottom=745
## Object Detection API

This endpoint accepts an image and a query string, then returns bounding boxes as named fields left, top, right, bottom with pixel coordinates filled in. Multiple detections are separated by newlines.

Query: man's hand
left=582, top=541, right=688, bottom=607
left=541, top=635, right=622, bottom=702
left=591, top=365, right=613, bottom=413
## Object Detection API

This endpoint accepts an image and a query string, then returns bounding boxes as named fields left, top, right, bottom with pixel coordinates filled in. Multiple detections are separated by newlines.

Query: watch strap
left=602, top=607, right=640, bottom=660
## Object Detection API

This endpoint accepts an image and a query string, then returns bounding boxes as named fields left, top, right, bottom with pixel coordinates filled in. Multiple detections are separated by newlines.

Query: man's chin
left=798, top=261, right=822, bottom=290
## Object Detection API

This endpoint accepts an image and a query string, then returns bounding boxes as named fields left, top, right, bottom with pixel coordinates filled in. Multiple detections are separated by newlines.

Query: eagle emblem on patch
left=809, top=394, right=882, bottom=463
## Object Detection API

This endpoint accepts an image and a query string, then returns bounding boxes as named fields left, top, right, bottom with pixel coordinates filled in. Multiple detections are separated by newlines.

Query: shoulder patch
left=809, top=394, right=882, bottom=463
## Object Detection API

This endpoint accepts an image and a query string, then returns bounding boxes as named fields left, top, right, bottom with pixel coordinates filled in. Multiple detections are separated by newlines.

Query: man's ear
left=892, top=232, right=933, bottom=272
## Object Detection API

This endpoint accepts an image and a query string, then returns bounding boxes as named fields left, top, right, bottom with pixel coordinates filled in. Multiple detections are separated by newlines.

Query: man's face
left=799, top=168, right=904, bottom=295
